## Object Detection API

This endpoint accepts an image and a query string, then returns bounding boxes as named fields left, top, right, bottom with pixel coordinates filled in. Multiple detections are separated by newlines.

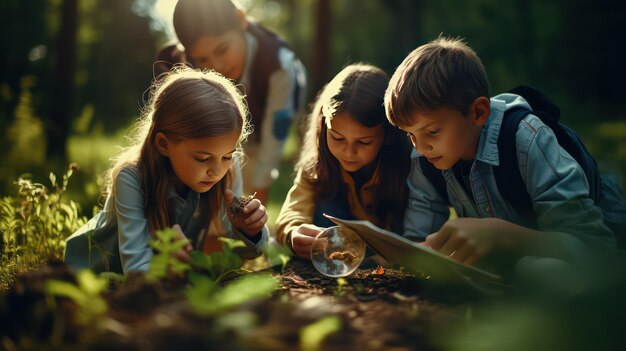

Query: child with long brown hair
left=275, top=64, right=412, bottom=259
left=156, top=0, right=307, bottom=205
left=65, top=67, right=269, bottom=273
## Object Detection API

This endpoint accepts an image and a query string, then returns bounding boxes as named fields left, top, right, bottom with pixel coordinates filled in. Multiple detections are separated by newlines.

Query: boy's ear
left=235, top=9, right=248, bottom=31
left=155, top=132, right=170, bottom=157
left=471, top=96, right=491, bottom=127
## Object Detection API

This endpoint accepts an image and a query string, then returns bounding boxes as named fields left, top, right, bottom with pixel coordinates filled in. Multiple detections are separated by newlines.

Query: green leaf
left=263, top=241, right=292, bottom=270
left=218, top=237, right=247, bottom=251
left=300, top=316, right=342, bottom=351
left=45, top=269, right=108, bottom=326
left=334, top=277, right=349, bottom=297
left=147, top=254, right=169, bottom=281
left=46, top=280, right=85, bottom=302
left=187, top=274, right=278, bottom=315
left=185, top=274, right=219, bottom=307
left=77, top=270, right=107, bottom=295
left=189, top=250, right=213, bottom=270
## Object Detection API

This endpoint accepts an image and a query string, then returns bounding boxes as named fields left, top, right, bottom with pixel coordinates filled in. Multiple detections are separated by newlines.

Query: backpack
left=420, top=86, right=626, bottom=248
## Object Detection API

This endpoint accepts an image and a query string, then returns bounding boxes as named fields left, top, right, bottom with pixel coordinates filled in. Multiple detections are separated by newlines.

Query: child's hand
left=171, top=224, right=192, bottom=263
left=422, top=218, right=523, bottom=265
left=225, top=189, right=268, bottom=237
left=291, top=224, right=325, bottom=259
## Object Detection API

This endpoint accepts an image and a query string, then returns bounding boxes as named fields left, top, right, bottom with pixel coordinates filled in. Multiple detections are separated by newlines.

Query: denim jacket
left=404, top=93, right=615, bottom=257
left=64, top=163, right=269, bottom=273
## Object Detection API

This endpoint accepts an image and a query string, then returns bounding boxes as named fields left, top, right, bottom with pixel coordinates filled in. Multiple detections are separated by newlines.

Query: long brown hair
left=297, top=63, right=411, bottom=232
left=103, top=66, right=251, bottom=235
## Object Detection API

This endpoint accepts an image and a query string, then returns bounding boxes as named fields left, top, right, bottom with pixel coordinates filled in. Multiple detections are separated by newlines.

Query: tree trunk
left=47, top=0, right=77, bottom=162
left=312, top=0, right=331, bottom=94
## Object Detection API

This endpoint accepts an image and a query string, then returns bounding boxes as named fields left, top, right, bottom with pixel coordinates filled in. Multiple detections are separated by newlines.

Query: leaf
left=169, top=258, right=191, bottom=274
left=263, top=241, right=292, bottom=269
left=185, top=274, right=219, bottom=308
left=147, top=255, right=169, bottom=281
left=98, top=271, right=125, bottom=285
left=209, top=251, right=242, bottom=280
left=187, top=274, right=278, bottom=315
left=300, top=316, right=342, bottom=351
left=77, top=270, right=107, bottom=295
left=45, top=270, right=108, bottom=326
left=218, top=237, right=247, bottom=251
left=60, top=203, right=75, bottom=222
left=46, top=280, right=85, bottom=302
left=189, top=250, right=213, bottom=270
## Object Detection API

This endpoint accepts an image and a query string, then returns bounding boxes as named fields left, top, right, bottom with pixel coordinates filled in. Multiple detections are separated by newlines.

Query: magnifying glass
left=310, top=226, right=366, bottom=277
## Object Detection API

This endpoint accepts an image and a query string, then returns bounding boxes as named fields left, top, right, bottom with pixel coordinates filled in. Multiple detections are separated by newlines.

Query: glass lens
left=310, top=226, right=366, bottom=277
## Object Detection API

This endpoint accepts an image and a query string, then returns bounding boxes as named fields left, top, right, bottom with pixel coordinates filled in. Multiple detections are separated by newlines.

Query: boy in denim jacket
left=384, top=37, right=615, bottom=267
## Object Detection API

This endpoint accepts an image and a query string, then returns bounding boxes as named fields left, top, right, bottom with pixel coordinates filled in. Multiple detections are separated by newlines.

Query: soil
left=1, top=259, right=471, bottom=350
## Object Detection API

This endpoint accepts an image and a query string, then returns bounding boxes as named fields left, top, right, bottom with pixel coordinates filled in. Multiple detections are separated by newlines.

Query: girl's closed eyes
left=193, top=155, right=234, bottom=162
left=329, top=131, right=376, bottom=146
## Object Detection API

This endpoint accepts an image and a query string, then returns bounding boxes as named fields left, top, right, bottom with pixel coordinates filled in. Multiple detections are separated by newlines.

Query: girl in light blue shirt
left=65, top=67, right=269, bottom=273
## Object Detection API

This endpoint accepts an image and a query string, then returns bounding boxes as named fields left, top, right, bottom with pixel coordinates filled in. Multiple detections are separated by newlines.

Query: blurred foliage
left=431, top=251, right=626, bottom=351
left=0, top=165, right=87, bottom=290
left=186, top=272, right=278, bottom=315
left=299, top=315, right=342, bottom=351
left=46, top=269, right=108, bottom=326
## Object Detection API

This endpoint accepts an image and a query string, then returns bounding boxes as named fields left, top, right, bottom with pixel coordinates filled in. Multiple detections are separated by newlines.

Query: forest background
left=2, top=0, right=625, bottom=224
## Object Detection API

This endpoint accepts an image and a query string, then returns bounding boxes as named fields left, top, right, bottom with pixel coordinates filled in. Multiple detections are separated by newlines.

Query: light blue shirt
left=65, top=163, right=269, bottom=273
left=403, top=94, right=615, bottom=258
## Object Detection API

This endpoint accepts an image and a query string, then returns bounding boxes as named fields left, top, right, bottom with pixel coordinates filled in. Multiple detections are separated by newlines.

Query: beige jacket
left=274, top=166, right=381, bottom=246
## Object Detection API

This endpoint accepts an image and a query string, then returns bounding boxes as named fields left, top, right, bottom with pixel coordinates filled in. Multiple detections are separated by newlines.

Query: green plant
left=146, top=228, right=194, bottom=281
left=0, top=164, right=87, bottom=290
left=262, top=240, right=292, bottom=274
left=147, top=229, right=280, bottom=318
left=333, top=277, right=349, bottom=297
left=185, top=273, right=279, bottom=316
left=45, top=270, right=108, bottom=326
left=299, top=315, right=342, bottom=351
left=189, top=237, right=250, bottom=282
left=147, top=231, right=250, bottom=283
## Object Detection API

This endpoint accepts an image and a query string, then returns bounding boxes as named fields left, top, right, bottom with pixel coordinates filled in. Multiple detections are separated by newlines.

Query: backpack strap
left=509, top=86, right=599, bottom=200
left=419, top=157, right=449, bottom=204
left=247, top=22, right=289, bottom=143
left=499, top=86, right=603, bottom=221
left=553, top=124, right=602, bottom=202
left=495, top=107, right=538, bottom=228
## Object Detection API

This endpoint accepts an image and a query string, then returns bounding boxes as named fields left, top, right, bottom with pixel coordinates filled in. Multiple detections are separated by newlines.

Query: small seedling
left=146, top=228, right=192, bottom=281
left=46, top=270, right=108, bottom=326
left=333, top=277, right=349, bottom=297
left=189, top=237, right=247, bottom=282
